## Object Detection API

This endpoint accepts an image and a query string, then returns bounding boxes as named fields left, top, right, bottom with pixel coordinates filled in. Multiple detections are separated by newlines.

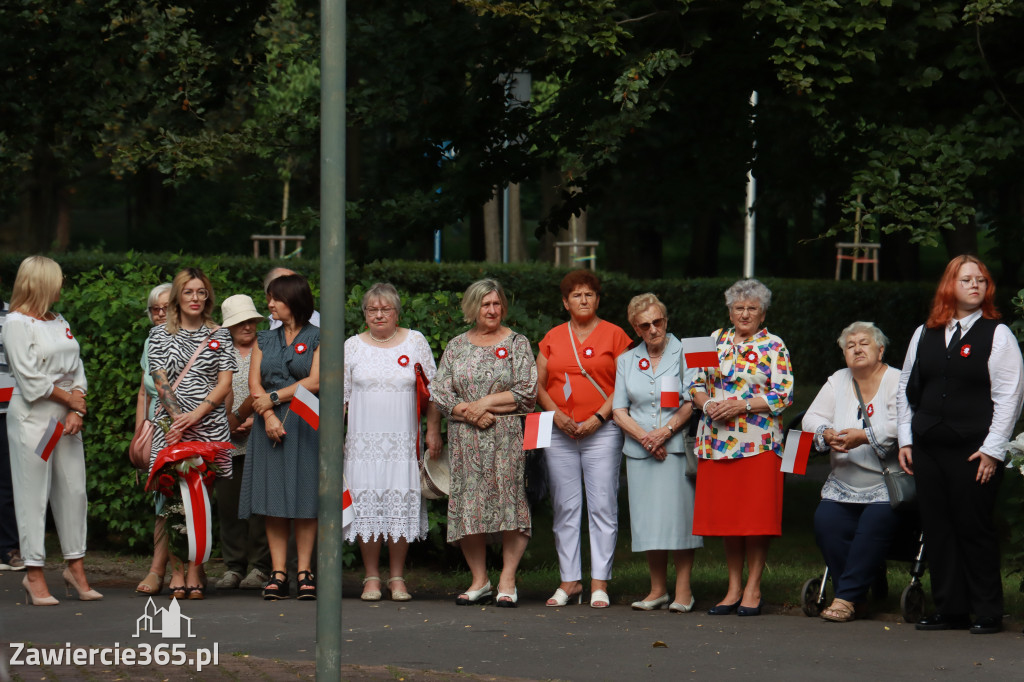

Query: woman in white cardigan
left=4, top=256, right=101, bottom=605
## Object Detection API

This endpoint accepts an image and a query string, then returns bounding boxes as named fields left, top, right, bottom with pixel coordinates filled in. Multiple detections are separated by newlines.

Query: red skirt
left=692, top=452, right=784, bottom=537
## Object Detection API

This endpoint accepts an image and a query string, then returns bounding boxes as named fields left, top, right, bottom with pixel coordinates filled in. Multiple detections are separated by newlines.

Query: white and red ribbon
left=179, top=468, right=213, bottom=564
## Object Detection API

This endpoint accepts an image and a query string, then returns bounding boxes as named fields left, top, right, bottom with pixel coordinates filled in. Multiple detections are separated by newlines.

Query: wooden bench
left=251, top=234, right=305, bottom=259
left=554, top=241, right=599, bottom=271
left=835, top=242, right=880, bottom=281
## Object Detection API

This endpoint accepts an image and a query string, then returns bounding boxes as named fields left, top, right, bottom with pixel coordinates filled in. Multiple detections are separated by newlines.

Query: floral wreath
left=495, top=347, right=508, bottom=360
left=208, top=339, right=221, bottom=351
left=397, top=354, right=410, bottom=367
left=295, top=343, right=308, bottom=355
left=638, top=358, right=650, bottom=371
left=960, top=345, right=971, bottom=358
left=65, top=328, right=73, bottom=339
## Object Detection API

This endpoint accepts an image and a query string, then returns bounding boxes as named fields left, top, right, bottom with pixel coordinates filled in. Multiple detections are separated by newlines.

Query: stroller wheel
left=801, top=576, right=829, bottom=617
left=900, top=583, right=925, bottom=623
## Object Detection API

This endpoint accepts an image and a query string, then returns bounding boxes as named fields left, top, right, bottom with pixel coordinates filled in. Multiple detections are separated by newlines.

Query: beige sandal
left=361, top=576, right=382, bottom=601
left=388, top=576, right=412, bottom=602
left=135, top=571, right=164, bottom=595
left=820, top=598, right=855, bottom=622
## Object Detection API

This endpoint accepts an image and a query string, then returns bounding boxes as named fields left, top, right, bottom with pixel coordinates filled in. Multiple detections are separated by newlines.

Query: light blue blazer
left=613, top=334, right=697, bottom=460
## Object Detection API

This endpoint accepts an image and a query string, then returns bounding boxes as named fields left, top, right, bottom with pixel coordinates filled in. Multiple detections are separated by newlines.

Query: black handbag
left=853, top=378, right=916, bottom=511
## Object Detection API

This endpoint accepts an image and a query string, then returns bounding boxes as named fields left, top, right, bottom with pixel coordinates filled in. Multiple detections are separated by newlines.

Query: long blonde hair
left=165, top=267, right=216, bottom=334
left=10, top=256, right=62, bottom=318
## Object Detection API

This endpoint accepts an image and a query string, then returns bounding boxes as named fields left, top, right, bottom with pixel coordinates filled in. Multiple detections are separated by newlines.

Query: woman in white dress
left=344, top=283, right=442, bottom=601
left=4, top=256, right=101, bottom=605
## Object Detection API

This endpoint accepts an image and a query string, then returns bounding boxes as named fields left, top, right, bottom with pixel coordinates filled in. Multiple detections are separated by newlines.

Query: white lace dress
left=344, top=330, right=436, bottom=543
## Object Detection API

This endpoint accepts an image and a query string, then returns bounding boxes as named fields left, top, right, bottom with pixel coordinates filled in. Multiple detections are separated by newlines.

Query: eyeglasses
left=148, top=306, right=168, bottom=315
left=182, top=289, right=209, bottom=300
left=365, top=307, right=395, bottom=316
left=637, top=318, right=666, bottom=332
left=958, top=277, right=987, bottom=288
left=731, top=305, right=761, bottom=314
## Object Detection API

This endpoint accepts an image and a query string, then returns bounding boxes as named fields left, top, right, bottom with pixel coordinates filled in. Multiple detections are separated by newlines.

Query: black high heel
left=263, top=571, right=289, bottom=600
left=706, top=599, right=741, bottom=615
left=297, top=571, right=317, bottom=601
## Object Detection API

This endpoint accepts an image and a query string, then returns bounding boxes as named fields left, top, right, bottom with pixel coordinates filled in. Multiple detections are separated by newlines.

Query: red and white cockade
left=295, top=343, right=308, bottom=355
left=65, top=328, right=73, bottom=339
left=960, top=345, right=971, bottom=358
left=866, top=404, right=874, bottom=418
left=208, top=339, right=221, bottom=351
left=583, top=347, right=595, bottom=359
left=397, top=354, right=410, bottom=366
left=638, top=358, right=650, bottom=371
left=495, top=347, right=509, bottom=359
left=744, top=350, right=758, bottom=364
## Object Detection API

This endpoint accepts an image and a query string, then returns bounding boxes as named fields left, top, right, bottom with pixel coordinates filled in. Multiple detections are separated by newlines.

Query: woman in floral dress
left=344, top=283, right=441, bottom=602
left=431, top=279, right=537, bottom=608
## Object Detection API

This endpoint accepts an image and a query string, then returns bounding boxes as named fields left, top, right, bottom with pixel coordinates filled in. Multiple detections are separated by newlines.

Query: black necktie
left=948, top=321, right=961, bottom=349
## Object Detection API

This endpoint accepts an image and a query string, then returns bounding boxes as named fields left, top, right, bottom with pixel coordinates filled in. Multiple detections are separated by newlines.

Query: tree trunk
left=483, top=187, right=501, bottom=263
left=537, top=167, right=565, bottom=264
left=508, top=182, right=528, bottom=262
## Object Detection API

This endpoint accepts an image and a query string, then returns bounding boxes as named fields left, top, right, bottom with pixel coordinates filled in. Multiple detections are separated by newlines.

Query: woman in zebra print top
left=149, top=268, right=236, bottom=599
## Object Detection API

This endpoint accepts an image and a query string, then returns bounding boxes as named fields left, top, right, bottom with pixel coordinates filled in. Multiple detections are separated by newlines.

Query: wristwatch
left=232, top=409, right=242, bottom=421
left=666, top=423, right=675, bottom=435
left=745, top=400, right=752, bottom=412
left=270, top=391, right=281, bottom=406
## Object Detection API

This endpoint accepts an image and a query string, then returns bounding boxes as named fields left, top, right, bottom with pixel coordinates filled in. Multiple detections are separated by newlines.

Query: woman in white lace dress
left=344, top=283, right=441, bottom=602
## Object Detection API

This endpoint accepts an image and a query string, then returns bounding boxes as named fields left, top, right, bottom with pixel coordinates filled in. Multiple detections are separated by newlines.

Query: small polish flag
left=781, top=430, right=814, bottom=475
left=342, top=487, right=355, bottom=529
left=660, top=376, right=681, bottom=408
left=290, top=384, right=320, bottom=430
left=35, top=416, right=63, bottom=462
left=522, top=411, right=555, bottom=450
left=681, top=336, right=720, bottom=368
left=562, top=373, right=575, bottom=419
left=0, top=375, right=15, bottom=408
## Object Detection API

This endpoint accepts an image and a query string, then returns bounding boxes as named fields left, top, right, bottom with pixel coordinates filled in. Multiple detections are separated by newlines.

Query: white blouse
left=802, top=366, right=900, bottom=503
left=1, top=311, right=87, bottom=402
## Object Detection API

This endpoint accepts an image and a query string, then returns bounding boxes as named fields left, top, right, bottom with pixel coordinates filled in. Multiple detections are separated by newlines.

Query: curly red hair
left=925, top=254, right=999, bottom=329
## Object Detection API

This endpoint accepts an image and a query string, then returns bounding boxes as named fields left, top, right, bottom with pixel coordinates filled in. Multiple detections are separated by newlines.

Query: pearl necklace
left=369, top=328, right=398, bottom=344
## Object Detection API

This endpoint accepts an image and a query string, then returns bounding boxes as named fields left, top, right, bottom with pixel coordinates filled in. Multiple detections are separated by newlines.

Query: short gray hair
left=361, top=282, right=402, bottom=317
left=263, top=267, right=295, bottom=292
left=461, top=278, right=508, bottom=324
left=146, top=283, right=172, bottom=323
left=626, top=293, right=667, bottom=326
left=837, top=321, right=889, bottom=351
left=724, top=279, right=772, bottom=312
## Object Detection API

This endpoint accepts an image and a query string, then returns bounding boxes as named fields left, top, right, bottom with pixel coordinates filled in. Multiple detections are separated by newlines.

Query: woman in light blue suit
left=613, top=293, right=703, bottom=612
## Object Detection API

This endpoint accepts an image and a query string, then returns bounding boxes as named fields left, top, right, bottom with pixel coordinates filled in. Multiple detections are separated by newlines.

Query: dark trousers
left=0, top=417, right=18, bottom=555
left=814, top=499, right=898, bottom=602
left=215, top=454, right=270, bottom=575
left=914, top=424, right=1004, bottom=619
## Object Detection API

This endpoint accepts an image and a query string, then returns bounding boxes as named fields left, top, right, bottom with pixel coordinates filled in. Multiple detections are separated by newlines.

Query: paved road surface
left=2, top=570, right=1022, bottom=680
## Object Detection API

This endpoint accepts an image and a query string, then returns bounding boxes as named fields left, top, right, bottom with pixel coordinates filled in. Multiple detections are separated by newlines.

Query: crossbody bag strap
left=567, top=323, right=609, bottom=401
left=154, top=324, right=221, bottom=418
left=851, top=376, right=894, bottom=465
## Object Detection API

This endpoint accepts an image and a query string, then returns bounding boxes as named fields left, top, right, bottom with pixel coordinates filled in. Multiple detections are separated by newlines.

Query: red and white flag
left=0, top=375, right=14, bottom=407
left=562, top=373, right=575, bottom=420
left=342, top=487, right=354, bottom=529
left=781, top=430, right=814, bottom=475
left=290, top=384, right=320, bottom=430
left=179, top=472, right=213, bottom=564
left=660, top=376, right=681, bottom=408
left=681, top=336, right=720, bottom=368
left=522, top=411, right=555, bottom=450
left=35, top=416, right=63, bottom=462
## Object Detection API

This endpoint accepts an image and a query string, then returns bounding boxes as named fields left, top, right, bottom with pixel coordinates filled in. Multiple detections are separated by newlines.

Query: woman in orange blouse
left=536, top=270, right=632, bottom=608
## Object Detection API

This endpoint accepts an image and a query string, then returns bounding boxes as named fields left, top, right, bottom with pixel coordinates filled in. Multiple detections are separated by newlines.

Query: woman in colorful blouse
left=688, top=278, right=793, bottom=616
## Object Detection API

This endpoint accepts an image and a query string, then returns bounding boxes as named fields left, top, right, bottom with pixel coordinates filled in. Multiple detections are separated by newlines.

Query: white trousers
left=544, top=420, right=623, bottom=581
left=7, top=395, right=87, bottom=567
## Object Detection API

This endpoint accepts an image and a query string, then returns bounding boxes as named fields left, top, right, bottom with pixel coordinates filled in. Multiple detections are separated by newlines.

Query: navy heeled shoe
left=737, top=599, right=764, bottom=616
left=706, top=599, right=741, bottom=615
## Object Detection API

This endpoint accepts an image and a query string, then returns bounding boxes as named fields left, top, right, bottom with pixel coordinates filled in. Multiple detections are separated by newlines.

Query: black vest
left=911, top=317, right=997, bottom=442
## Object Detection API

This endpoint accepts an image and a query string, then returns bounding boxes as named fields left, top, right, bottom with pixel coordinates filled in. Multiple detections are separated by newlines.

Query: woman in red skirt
left=689, top=279, right=794, bottom=616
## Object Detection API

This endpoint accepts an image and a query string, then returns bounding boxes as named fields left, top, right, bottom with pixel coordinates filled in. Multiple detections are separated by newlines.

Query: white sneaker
left=216, top=570, right=244, bottom=589
left=240, top=568, right=270, bottom=590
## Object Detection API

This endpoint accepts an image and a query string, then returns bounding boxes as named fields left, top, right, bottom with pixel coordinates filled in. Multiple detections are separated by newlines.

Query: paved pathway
left=2, top=570, right=1023, bottom=680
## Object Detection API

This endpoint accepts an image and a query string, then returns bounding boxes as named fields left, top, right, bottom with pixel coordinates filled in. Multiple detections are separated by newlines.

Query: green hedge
left=0, top=253, right=991, bottom=551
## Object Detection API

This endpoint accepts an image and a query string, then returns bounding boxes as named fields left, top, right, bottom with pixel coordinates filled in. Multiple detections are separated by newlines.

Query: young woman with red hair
left=897, top=255, right=1024, bottom=635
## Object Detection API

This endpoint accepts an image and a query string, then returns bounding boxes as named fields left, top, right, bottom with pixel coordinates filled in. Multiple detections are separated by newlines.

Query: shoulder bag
left=129, top=327, right=218, bottom=471
left=852, top=377, right=916, bottom=511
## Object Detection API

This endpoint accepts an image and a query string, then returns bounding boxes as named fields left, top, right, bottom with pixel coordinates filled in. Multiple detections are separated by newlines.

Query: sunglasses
left=637, top=318, right=666, bottom=332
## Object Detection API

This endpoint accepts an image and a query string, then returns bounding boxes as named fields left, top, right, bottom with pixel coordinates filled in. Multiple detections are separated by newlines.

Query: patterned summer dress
left=147, top=324, right=236, bottom=470
left=430, top=330, right=537, bottom=543
left=239, top=324, right=320, bottom=519
left=343, top=330, right=436, bottom=543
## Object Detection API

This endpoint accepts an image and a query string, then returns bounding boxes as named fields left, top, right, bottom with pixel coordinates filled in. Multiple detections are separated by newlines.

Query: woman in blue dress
left=239, top=274, right=320, bottom=601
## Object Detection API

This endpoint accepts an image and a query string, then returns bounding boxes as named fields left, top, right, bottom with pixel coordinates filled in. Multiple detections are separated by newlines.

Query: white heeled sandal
left=495, top=588, right=518, bottom=608
left=546, top=587, right=583, bottom=607
left=455, top=581, right=493, bottom=605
